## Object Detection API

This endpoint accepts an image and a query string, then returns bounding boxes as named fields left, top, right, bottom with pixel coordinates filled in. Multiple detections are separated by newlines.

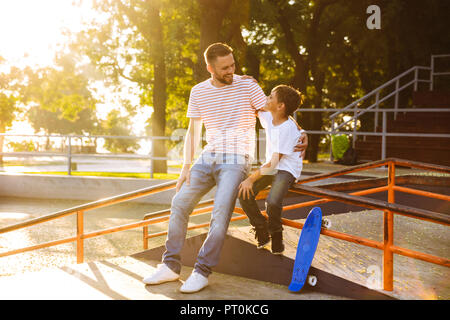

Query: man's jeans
left=163, top=152, right=250, bottom=278
left=239, top=170, right=295, bottom=234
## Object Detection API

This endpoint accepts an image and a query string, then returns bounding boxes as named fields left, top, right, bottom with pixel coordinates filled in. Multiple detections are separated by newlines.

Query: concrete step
left=412, top=91, right=450, bottom=108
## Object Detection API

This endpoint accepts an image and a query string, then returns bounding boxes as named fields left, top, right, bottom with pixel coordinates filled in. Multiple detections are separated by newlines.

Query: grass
left=23, top=171, right=180, bottom=180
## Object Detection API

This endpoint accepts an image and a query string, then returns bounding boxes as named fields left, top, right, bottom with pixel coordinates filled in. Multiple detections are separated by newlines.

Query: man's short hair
left=204, top=43, right=233, bottom=65
left=272, top=85, right=303, bottom=117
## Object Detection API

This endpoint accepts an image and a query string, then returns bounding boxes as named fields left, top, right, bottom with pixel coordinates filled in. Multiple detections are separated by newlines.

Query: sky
left=0, top=0, right=95, bottom=69
left=0, top=0, right=147, bottom=141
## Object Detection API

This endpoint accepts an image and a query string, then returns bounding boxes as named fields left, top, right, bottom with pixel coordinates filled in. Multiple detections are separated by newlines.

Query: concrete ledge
left=0, top=173, right=215, bottom=205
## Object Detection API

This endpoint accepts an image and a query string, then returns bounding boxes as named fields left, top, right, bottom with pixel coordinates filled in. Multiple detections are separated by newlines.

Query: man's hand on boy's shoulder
left=287, top=115, right=308, bottom=158
left=239, top=74, right=258, bottom=83
left=255, top=106, right=268, bottom=115
left=294, top=131, right=308, bottom=159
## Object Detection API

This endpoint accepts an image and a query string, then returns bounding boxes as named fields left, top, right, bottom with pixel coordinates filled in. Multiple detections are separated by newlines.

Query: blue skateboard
left=288, top=207, right=325, bottom=292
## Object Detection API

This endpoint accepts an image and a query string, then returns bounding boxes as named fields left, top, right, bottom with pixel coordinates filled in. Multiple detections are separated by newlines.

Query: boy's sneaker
left=271, top=232, right=284, bottom=255
left=180, top=271, right=209, bottom=293
left=251, top=226, right=270, bottom=249
left=142, top=263, right=180, bottom=285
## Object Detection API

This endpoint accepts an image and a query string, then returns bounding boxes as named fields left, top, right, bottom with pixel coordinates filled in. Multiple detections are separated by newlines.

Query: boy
left=238, top=85, right=304, bottom=255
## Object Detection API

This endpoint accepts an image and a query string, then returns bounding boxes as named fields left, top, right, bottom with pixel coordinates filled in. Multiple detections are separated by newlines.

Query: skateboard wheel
left=307, top=275, right=317, bottom=287
left=322, top=218, right=331, bottom=229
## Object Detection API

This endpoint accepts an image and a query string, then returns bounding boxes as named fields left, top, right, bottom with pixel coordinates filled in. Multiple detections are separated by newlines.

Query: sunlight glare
left=0, top=0, right=95, bottom=68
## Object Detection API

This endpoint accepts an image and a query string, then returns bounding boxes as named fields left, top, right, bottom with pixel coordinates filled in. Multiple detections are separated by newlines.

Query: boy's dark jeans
left=239, top=170, right=295, bottom=234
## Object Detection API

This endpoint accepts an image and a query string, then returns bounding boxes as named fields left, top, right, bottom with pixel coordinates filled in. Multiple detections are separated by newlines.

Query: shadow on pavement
left=133, top=233, right=396, bottom=300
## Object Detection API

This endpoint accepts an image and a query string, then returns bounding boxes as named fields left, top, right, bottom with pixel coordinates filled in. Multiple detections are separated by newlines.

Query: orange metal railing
left=0, top=181, right=177, bottom=263
left=0, top=158, right=449, bottom=292
left=288, top=158, right=450, bottom=291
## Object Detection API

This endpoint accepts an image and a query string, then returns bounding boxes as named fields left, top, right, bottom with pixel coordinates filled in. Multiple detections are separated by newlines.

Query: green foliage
left=0, top=59, right=21, bottom=132
left=331, top=135, right=349, bottom=160
left=100, top=109, right=140, bottom=153
left=0, top=92, right=17, bottom=131
left=7, top=140, right=37, bottom=152
left=3, top=0, right=450, bottom=165
left=22, top=54, right=98, bottom=135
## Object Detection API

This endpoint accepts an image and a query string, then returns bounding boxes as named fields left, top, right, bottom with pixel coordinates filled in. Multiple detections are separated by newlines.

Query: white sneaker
left=142, top=263, right=179, bottom=285
left=179, top=271, right=209, bottom=293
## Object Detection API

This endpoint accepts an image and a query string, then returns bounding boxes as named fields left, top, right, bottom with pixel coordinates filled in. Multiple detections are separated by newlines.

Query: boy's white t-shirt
left=258, top=111, right=303, bottom=179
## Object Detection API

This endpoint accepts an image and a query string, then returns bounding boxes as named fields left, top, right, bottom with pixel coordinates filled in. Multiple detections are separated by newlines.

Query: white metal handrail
left=0, top=133, right=178, bottom=177
left=329, top=54, right=450, bottom=136
left=323, top=54, right=450, bottom=159
left=329, top=66, right=426, bottom=120
left=329, top=66, right=430, bottom=134
left=430, top=54, right=450, bottom=90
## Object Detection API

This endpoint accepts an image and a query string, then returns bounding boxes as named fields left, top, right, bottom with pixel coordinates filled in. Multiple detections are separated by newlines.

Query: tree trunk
left=0, top=133, right=4, bottom=167
left=194, top=0, right=233, bottom=82
left=273, top=0, right=338, bottom=162
left=119, top=0, right=169, bottom=173
left=148, top=1, right=167, bottom=173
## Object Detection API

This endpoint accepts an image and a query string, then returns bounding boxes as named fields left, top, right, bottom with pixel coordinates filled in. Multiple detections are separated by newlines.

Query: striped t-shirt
left=187, top=75, right=267, bottom=156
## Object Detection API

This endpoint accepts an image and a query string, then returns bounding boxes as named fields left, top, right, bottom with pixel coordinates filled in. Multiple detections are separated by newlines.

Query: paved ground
left=0, top=256, right=351, bottom=300
left=0, top=162, right=448, bottom=300
left=0, top=197, right=448, bottom=300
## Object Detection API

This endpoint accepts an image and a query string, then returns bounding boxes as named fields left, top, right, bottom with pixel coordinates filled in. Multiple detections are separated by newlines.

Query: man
left=142, top=43, right=307, bottom=293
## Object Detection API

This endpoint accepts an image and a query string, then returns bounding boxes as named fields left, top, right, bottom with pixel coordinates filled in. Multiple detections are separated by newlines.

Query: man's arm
left=239, top=75, right=268, bottom=116
left=177, top=117, right=202, bottom=192
left=257, top=106, right=268, bottom=113
left=289, top=115, right=308, bottom=158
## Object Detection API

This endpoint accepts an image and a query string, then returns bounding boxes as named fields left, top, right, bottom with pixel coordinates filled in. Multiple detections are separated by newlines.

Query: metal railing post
left=394, top=79, right=399, bottom=120
left=414, top=67, right=418, bottom=91
left=150, top=136, right=154, bottom=179
left=67, top=136, right=72, bottom=176
left=381, top=112, right=387, bottom=160
left=374, top=91, right=380, bottom=132
left=330, top=119, right=335, bottom=162
left=143, top=225, right=149, bottom=250
left=77, top=210, right=84, bottom=264
left=383, top=161, right=395, bottom=291
left=430, top=55, right=434, bottom=91
left=353, top=108, right=357, bottom=147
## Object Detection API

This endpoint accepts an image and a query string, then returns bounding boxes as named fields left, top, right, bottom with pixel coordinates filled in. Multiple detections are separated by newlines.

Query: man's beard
left=216, top=74, right=233, bottom=85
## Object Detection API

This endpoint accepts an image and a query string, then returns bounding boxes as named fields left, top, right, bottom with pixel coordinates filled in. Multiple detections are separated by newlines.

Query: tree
left=257, top=0, right=349, bottom=162
left=100, top=109, right=140, bottom=153
left=72, top=0, right=170, bottom=172
left=0, top=60, right=21, bottom=165
left=65, top=0, right=450, bottom=166
left=22, top=54, right=98, bottom=145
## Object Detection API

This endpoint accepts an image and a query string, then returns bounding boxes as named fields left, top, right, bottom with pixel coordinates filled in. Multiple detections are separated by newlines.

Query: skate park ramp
left=0, top=224, right=394, bottom=300
left=0, top=199, right=448, bottom=300
left=133, top=228, right=395, bottom=300
left=0, top=160, right=448, bottom=300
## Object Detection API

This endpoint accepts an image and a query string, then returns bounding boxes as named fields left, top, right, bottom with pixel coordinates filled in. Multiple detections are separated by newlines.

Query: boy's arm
left=249, top=152, right=283, bottom=182
left=238, top=153, right=283, bottom=200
